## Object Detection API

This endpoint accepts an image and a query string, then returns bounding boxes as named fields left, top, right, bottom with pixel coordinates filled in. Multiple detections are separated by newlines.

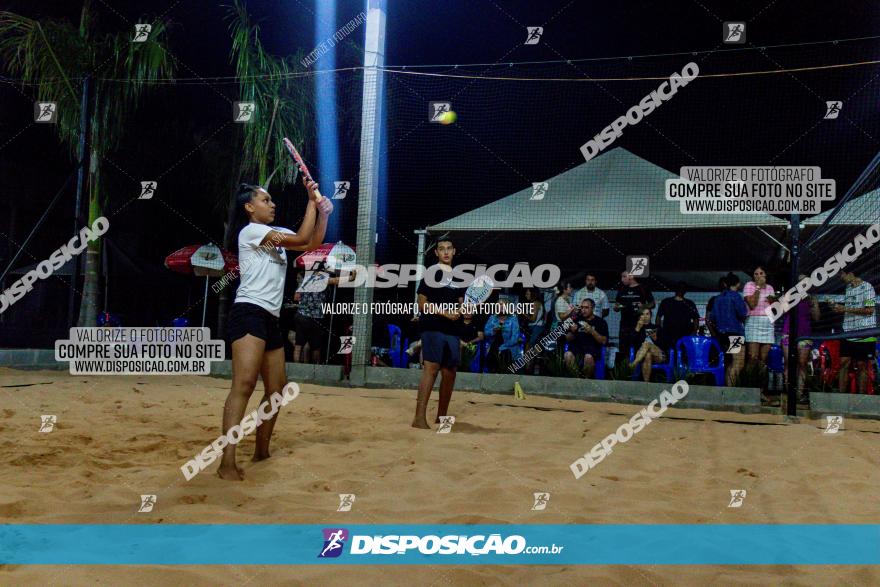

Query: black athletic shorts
left=228, top=302, right=284, bottom=350
left=840, top=339, right=876, bottom=361
left=294, top=313, right=325, bottom=349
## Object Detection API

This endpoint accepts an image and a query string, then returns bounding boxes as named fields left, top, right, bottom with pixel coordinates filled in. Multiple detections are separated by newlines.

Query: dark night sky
left=1, top=0, right=879, bottom=334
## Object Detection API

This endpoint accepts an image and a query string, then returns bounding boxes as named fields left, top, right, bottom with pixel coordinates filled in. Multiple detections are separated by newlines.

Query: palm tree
left=217, top=0, right=316, bottom=336
left=0, top=0, right=174, bottom=327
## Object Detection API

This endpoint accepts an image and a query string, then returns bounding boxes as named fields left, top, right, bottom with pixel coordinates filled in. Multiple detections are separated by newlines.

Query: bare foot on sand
left=217, top=465, right=244, bottom=481
left=411, top=419, right=431, bottom=429
left=251, top=451, right=271, bottom=462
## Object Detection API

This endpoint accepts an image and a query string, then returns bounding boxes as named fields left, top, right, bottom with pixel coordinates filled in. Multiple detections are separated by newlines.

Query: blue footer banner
left=1, top=525, right=878, bottom=565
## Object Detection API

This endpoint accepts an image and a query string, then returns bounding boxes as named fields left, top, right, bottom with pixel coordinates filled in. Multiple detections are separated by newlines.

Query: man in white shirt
left=835, top=270, right=877, bottom=393
left=572, top=273, right=610, bottom=318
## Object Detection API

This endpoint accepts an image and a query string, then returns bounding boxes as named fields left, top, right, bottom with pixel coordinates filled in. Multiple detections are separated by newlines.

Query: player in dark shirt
left=411, top=239, right=464, bottom=429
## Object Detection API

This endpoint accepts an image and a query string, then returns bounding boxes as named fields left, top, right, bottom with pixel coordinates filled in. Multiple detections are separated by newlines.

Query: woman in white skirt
left=743, top=266, right=776, bottom=368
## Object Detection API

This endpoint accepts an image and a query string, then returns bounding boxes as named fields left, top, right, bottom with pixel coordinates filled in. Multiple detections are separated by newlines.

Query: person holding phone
left=629, top=306, right=664, bottom=382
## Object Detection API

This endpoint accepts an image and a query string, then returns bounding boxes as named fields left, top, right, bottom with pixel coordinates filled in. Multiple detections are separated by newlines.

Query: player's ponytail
left=225, top=183, right=261, bottom=249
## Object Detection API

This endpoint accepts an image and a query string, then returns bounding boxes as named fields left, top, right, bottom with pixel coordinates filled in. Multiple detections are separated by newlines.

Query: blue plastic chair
left=387, top=324, right=408, bottom=369
left=469, top=340, right=488, bottom=373
left=767, top=344, right=784, bottom=373
left=629, top=346, right=677, bottom=382
left=676, top=335, right=725, bottom=386
left=767, top=344, right=785, bottom=392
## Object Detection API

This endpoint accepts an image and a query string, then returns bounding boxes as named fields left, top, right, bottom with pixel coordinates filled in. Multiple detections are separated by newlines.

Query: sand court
left=0, top=368, right=878, bottom=585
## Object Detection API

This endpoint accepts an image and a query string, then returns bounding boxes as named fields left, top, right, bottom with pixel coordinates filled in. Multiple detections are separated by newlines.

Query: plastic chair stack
left=386, top=324, right=409, bottom=369
left=766, top=344, right=784, bottom=392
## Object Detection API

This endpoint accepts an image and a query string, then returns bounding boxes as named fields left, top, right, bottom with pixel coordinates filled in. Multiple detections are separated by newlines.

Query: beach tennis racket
left=282, top=138, right=324, bottom=202
left=463, top=274, right=494, bottom=307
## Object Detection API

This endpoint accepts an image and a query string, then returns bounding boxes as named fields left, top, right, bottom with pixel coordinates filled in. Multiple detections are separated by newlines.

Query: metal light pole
left=69, top=76, right=92, bottom=329
left=786, top=214, right=801, bottom=416
left=350, top=0, right=386, bottom=385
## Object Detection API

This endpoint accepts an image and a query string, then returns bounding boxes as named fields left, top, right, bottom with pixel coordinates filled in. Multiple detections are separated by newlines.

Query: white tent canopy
left=428, top=147, right=790, bottom=232
left=804, top=187, right=880, bottom=226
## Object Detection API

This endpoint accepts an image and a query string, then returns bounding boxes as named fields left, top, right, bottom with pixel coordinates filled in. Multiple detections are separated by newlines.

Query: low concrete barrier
left=361, top=367, right=762, bottom=413
left=810, top=392, right=880, bottom=419
left=0, top=350, right=798, bottom=415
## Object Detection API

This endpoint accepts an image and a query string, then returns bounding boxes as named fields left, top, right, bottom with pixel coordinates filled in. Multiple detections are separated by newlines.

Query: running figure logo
left=139, top=181, right=157, bottom=200
left=298, top=263, right=330, bottom=293
left=824, top=101, right=842, bottom=119
left=34, top=102, right=57, bottom=123
left=524, top=27, right=543, bottom=45
left=234, top=102, right=256, bottom=123
left=337, top=336, right=355, bottom=355
left=132, top=24, right=152, bottom=42
left=39, top=415, right=57, bottom=433
left=723, top=22, right=745, bottom=44
left=727, top=335, right=745, bottom=354
left=337, top=494, right=356, bottom=512
left=138, top=494, right=157, bottom=513
left=531, top=182, right=549, bottom=201
left=728, top=489, right=746, bottom=508
left=626, top=255, right=649, bottom=277
left=824, top=415, right=843, bottom=434
left=333, top=181, right=350, bottom=200
left=531, top=492, right=550, bottom=511
left=429, top=101, right=452, bottom=123
left=437, top=415, right=455, bottom=434
left=318, top=528, right=349, bottom=558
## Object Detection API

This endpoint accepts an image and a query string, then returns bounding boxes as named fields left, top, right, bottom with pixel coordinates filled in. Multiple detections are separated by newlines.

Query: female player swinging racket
left=218, top=177, right=332, bottom=480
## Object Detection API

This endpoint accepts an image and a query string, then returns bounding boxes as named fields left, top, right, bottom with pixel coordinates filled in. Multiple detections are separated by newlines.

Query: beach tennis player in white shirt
left=218, top=178, right=333, bottom=481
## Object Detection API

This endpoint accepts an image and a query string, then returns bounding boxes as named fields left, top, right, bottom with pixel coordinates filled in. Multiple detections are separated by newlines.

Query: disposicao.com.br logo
left=317, top=529, right=563, bottom=558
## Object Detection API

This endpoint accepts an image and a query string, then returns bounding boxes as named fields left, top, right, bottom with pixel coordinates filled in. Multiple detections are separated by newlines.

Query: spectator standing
left=711, top=272, right=749, bottom=386
left=743, top=266, right=776, bottom=369
left=656, top=281, right=699, bottom=351
left=835, top=270, right=876, bottom=393
left=614, top=271, right=655, bottom=360
left=572, top=274, right=610, bottom=318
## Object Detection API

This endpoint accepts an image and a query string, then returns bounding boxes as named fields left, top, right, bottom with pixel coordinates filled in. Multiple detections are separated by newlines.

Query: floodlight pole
left=69, top=76, right=92, bottom=329
left=350, top=0, right=386, bottom=385
left=785, top=213, right=801, bottom=417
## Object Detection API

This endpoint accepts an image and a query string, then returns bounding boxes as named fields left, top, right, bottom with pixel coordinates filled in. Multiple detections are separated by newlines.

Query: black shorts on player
left=228, top=302, right=285, bottom=351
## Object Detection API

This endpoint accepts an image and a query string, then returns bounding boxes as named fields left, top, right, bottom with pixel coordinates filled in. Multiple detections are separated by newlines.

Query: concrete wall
left=362, top=367, right=762, bottom=413
left=7, top=350, right=880, bottom=418
left=809, top=392, right=880, bottom=419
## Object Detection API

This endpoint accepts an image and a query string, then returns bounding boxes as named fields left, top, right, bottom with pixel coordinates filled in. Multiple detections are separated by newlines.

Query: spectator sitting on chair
left=564, top=298, right=609, bottom=378
left=483, top=303, right=522, bottom=372
left=657, top=281, right=699, bottom=352
left=459, top=309, right=483, bottom=347
left=553, top=282, right=576, bottom=328
left=629, top=306, right=665, bottom=382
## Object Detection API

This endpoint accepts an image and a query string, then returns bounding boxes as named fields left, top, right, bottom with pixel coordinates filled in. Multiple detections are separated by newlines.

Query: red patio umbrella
left=164, top=244, right=238, bottom=326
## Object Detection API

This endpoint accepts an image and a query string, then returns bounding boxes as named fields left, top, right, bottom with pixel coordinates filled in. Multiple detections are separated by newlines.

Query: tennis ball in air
left=439, top=110, right=457, bottom=125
